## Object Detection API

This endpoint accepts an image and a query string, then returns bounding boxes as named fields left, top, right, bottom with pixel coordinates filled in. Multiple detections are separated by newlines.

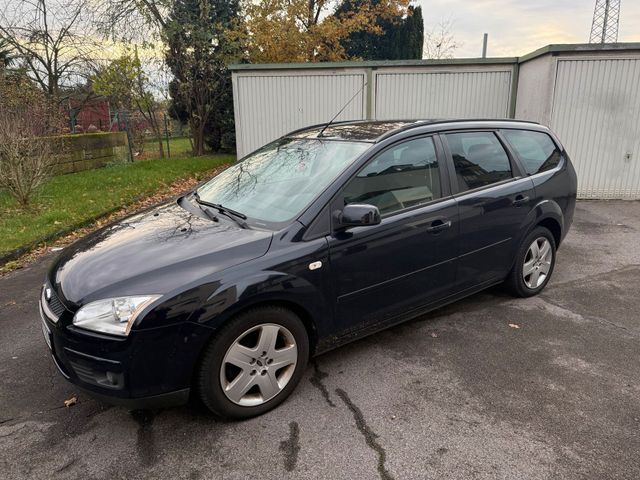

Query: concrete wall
left=514, top=54, right=555, bottom=125
left=52, top=132, right=130, bottom=175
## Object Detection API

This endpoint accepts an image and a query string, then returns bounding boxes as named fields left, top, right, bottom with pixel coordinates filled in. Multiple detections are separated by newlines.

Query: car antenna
left=318, top=81, right=368, bottom=138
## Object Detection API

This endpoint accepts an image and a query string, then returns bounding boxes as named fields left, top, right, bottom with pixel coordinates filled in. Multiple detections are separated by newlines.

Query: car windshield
left=196, top=138, right=370, bottom=224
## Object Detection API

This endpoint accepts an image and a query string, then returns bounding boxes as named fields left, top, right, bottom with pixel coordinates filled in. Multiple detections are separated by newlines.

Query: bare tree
left=92, top=0, right=169, bottom=42
left=0, top=0, right=98, bottom=99
left=0, top=73, right=64, bottom=206
left=423, top=19, right=460, bottom=60
left=93, top=49, right=166, bottom=157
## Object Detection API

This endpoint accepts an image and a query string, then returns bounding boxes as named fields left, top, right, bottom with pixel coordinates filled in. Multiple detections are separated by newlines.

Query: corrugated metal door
left=233, top=73, right=366, bottom=157
left=374, top=70, right=512, bottom=119
left=551, top=58, right=640, bottom=199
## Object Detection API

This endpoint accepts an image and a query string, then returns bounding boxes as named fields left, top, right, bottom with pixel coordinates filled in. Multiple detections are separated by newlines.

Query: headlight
left=73, top=295, right=161, bottom=336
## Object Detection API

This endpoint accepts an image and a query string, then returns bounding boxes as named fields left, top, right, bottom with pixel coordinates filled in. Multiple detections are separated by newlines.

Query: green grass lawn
left=0, top=154, right=234, bottom=258
left=143, top=137, right=196, bottom=158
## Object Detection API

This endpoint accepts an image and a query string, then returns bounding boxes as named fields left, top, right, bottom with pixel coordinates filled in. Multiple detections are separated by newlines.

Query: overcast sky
left=416, top=0, right=640, bottom=58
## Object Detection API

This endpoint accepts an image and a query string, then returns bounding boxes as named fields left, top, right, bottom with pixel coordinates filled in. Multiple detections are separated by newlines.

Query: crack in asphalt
left=54, top=457, right=77, bottom=473
left=550, top=264, right=640, bottom=287
left=335, top=388, right=394, bottom=480
left=279, top=421, right=300, bottom=472
left=0, top=424, right=27, bottom=438
left=539, top=295, right=638, bottom=337
left=309, top=361, right=336, bottom=408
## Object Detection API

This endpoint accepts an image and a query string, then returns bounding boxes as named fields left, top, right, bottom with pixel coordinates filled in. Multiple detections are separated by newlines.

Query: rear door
left=441, top=130, right=535, bottom=291
left=327, top=135, right=459, bottom=334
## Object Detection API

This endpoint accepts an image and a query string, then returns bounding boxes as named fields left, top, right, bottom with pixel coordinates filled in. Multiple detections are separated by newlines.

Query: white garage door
left=551, top=58, right=640, bottom=199
left=232, top=73, right=367, bottom=158
left=374, top=69, right=513, bottom=120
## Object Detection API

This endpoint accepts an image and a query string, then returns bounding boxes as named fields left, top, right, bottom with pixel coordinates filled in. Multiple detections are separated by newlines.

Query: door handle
left=512, top=195, right=530, bottom=207
left=426, top=219, right=452, bottom=233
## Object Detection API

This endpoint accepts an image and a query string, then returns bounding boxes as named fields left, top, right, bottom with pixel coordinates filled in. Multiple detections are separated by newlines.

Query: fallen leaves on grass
left=0, top=164, right=229, bottom=276
left=64, top=396, right=77, bottom=408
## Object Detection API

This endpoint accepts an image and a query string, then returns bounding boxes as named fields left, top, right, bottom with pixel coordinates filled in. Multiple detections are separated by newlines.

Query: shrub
left=0, top=73, right=65, bottom=207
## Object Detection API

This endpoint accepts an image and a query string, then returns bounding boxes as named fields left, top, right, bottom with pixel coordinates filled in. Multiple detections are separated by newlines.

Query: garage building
left=230, top=43, right=640, bottom=199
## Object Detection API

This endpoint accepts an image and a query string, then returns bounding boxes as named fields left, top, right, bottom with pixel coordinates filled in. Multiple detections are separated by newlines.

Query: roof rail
left=375, top=118, right=541, bottom=142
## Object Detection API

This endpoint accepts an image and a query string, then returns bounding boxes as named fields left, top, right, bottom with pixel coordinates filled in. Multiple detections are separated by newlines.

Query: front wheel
left=505, top=226, right=556, bottom=297
left=197, top=306, right=309, bottom=419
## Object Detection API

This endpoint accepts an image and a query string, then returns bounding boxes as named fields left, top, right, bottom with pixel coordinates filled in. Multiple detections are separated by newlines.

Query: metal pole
left=124, top=112, right=134, bottom=162
left=482, top=33, right=488, bottom=58
left=164, top=113, right=171, bottom=158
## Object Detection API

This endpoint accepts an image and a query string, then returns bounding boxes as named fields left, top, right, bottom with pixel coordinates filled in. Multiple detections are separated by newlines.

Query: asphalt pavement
left=1, top=200, right=639, bottom=480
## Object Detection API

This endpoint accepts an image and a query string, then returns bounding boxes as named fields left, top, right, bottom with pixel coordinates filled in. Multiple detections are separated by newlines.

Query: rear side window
left=445, top=132, right=512, bottom=191
left=340, top=137, right=441, bottom=216
left=502, top=129, right=561, bottom=175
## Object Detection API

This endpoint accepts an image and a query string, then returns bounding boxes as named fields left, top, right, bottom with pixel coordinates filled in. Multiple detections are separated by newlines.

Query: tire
left=505, top=226, right=557, bottom=298
left=197, top=306, right=309, bottom=420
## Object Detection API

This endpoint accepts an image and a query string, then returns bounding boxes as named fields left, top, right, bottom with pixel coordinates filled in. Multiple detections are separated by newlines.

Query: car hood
left=49, top=198, right=273, bottom=306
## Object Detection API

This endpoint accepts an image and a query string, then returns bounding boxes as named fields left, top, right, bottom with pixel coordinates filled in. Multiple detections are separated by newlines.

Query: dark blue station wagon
left=40, top=119, right=577, bottom=419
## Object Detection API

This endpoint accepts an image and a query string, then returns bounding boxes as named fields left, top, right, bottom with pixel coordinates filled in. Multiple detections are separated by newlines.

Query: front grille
left=47, top=288, right=66, bottom=317
left=41, top=284, right=67, bottom=322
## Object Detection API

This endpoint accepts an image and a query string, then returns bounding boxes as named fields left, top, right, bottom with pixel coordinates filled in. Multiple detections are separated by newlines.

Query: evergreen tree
left=336, top=2, right=424, bottom=60
left=165, top=0, right=241, bottom=154
left=0, top=37, right=15, bottom=69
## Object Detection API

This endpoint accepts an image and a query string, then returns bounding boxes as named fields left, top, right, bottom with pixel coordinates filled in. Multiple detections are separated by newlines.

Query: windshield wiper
left=193, top=191, right=249, bottom=229
left=190, top=191, right=219, bottom=222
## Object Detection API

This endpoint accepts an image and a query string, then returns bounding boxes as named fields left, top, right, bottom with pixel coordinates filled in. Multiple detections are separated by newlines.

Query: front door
left=327, top=136, right=459, bottom=335
left=441, top=130, right=535, bottom=290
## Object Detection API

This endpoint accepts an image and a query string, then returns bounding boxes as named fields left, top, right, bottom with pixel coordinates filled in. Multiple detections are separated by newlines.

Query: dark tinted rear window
left=445, top=132, right=512, bottom=191
left=502, top=129, right=561, bottom=175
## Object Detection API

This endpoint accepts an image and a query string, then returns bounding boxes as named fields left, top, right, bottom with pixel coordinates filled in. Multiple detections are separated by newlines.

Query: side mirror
left=333, top=204, right=381, bottom=229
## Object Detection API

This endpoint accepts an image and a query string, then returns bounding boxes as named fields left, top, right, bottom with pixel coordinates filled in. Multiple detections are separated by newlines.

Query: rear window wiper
left=193, top=191, right=249, bottom=229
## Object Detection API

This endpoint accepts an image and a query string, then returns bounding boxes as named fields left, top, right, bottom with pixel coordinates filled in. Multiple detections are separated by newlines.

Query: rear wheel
left=505, top=226, right=556, bottom=297
left=198, top=306, right=309, bottom=419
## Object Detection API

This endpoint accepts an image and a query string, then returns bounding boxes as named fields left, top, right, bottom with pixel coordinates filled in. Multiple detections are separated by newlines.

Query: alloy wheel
left=219, top=323, right=298, bottom=406
left=522, top=236, right=553, bottom=289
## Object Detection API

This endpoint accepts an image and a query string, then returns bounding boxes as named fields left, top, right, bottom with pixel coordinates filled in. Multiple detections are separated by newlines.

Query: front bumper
left=39, top=296, right=212, bottom=409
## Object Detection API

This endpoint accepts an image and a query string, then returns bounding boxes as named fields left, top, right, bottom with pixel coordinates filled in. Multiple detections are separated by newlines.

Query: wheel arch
left=230, top=298, right=319, bottom=355
left=537, top=216, right=562, bottom=247
left=520, top=199, right=565, bottom=247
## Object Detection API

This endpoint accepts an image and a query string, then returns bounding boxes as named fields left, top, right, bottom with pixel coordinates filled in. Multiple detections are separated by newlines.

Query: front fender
left=188, top=268, right=332, bottom=343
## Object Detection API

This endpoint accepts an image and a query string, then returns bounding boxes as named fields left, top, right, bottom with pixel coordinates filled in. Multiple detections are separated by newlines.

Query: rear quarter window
left=445, top=131, right=513, bottom=192
left=502, top=130, right=562, bottom=175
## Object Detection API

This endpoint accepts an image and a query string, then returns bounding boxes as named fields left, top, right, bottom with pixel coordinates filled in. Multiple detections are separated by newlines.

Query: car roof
left=287, top=119, right=543, bottom=143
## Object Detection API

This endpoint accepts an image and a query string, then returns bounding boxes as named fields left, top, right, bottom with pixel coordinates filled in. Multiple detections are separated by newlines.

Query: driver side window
left=340, top=137, right=441, bottom=216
